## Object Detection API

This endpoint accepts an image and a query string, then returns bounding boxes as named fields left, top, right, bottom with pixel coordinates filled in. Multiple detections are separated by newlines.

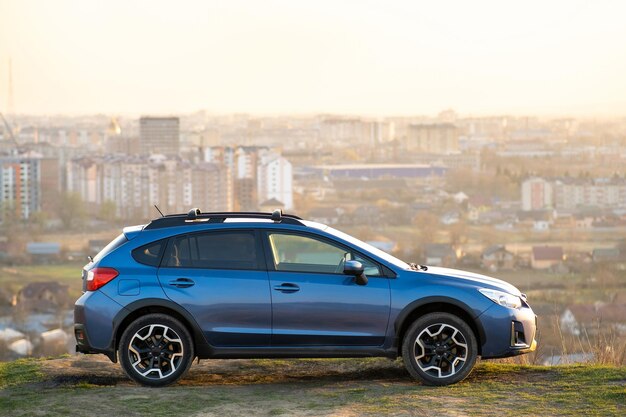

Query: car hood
left=422, top=266, right=522, bottom=296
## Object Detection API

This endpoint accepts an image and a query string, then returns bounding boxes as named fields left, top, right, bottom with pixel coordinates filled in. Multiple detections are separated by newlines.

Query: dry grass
left=1, top=355, right=625, bottom=417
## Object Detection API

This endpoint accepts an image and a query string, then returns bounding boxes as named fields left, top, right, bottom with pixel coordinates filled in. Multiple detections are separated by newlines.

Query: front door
left=264, top=231, right=391, bottom=346
left=158, top=229, right=271, bottom=346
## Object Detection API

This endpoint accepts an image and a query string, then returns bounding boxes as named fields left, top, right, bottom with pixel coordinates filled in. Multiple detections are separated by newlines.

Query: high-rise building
left=257, top=151, right=293, bottom=210
left=320, top=118, right=364, bottom=145
left=406, top=123, right=459, bottom=154
left=139, top=117, right=180, bottom=156
left=191, top=163, right=232, bottom=212
left=204, top=146, right=293, bottom=211
left=521, top=177, right=553, bottom=211
left=107, top=135, right=140, bottom=155
left=68, top=145, right=293, bottom=219
left=233, top=147, right=261, bottom=211
left=0, top=152, right=58, bottom=221
left=67, top=154, right=234, bottom=219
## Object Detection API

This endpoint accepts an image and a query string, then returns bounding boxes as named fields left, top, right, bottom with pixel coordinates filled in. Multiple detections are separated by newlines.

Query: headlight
left=479, top=288, right=522, bottom=309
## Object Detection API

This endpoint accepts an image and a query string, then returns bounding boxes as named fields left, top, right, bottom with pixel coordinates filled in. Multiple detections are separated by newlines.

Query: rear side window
left=92, top=234, right=127, bottom=263
left=132, top=240, right=166, bottom=266
left=164, top=235, right=192, bottom=267
left=164, top=231, right=259, bottom=270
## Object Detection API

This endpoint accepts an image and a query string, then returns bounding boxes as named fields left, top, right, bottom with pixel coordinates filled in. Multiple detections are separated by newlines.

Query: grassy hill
left=1, top=356, right=624, bottom=416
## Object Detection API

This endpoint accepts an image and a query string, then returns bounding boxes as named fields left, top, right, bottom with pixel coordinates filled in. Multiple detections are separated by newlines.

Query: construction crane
left=0, top=112, right=19, bottom=147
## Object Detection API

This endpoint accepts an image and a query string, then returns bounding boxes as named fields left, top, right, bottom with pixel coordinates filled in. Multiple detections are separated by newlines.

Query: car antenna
left=154, top=204, right=165, bottom=217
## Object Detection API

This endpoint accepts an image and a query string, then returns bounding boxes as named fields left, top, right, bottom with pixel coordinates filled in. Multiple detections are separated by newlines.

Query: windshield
left=303, top=221, right=409, bottom=270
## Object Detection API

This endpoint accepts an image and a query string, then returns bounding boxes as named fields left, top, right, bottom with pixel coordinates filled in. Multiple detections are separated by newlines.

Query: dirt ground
left=1, top=355, right=625, bottom=417
left=38, top=355, right=416, bottom=416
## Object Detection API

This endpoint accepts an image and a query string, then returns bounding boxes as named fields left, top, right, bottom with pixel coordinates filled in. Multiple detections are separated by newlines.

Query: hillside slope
left=1, top=356, right=624, bottom=416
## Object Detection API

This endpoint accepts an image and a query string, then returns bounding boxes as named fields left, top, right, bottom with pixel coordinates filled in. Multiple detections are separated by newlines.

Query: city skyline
left=1, top=0, right=626, bottom=117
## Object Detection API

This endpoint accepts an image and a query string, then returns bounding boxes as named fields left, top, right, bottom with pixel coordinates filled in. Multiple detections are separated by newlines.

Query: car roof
left=143, top=209, right=306, bottom=230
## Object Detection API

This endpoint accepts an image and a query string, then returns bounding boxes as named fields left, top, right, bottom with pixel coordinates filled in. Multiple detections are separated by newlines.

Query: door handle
left=168, top=278, right=195, bottom=288
left=273, top=283, right=300, bottom=293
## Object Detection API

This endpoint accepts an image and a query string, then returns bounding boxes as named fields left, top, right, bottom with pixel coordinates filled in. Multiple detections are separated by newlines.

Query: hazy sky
left=1, top=0, right=625, bottom=116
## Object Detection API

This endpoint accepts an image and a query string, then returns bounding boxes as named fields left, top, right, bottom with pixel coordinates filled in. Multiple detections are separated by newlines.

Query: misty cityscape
left=1, top=109, right=625, bottom=363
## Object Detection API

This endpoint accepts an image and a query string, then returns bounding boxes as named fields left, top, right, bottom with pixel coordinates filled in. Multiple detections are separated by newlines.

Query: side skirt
left=202, top=346, right=398, bottom=360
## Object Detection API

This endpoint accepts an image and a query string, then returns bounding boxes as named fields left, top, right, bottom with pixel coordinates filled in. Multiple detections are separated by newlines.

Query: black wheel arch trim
left=393, top=296, right=487, bottom=353
left=111, top=298, right=214, bottom=359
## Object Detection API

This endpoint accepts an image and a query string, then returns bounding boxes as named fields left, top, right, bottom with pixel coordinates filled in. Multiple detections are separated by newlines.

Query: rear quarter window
left=132, top=240, right=166, bottom=266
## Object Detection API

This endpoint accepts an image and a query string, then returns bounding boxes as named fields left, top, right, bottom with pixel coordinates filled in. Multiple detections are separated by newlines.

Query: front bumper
left=478, top=302, right=538, bottom=359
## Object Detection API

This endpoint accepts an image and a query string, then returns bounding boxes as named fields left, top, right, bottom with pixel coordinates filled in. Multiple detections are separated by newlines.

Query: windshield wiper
left=409, top=262, right=428, bottom=271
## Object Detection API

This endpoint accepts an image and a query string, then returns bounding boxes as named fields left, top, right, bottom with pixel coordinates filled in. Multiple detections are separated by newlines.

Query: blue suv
left=75, top=209, right=537, bottom=386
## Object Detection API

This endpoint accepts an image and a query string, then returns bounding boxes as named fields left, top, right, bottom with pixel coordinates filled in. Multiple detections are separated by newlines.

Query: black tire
left=402, top=312, right=478, bottom=386
left=119, top=313, right=194, bottom=387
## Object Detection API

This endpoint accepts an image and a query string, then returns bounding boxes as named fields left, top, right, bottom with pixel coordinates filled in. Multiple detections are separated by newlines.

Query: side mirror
left=343, top=260, right=368, bottom=286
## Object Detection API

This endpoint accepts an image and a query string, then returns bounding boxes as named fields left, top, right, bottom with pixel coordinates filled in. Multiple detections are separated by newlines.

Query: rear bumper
left=74, top=323, right=117, bottom=362
left=74, top=290, right=123, bottom=362
left=478, top=303, right=538, bottom=359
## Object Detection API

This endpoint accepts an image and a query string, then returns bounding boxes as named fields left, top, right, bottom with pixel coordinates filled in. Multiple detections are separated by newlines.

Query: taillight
left=86, top=267, right=119, bottom=291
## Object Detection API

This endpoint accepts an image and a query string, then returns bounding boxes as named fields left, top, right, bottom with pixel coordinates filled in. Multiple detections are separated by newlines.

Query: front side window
left=268, top=233, right=382, bottom=276
left=164, top=231, right=259, bottom=270
left=351, top=253, right=383, bottom=277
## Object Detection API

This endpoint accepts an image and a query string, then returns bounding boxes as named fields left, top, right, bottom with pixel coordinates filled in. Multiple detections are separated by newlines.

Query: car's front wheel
left=402, top=312, right=478, bottom=385
left=119, top=313, right=194, bottom=387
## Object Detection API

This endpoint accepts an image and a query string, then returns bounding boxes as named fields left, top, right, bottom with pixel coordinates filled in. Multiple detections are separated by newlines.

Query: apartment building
left=67, top=155, right=231, bottom=219
left=205, top=146, right=293, bottom=211
left=67, top=147, right=291, bottom=219
left=521, top=177, right=553, bottom=211
left=139, top=117, right=180, bottom=156
left=406, top=123, right=459, bottom=154
left=521, top=177, right=626, bottom=211
left=0, top=152, right=58, bottom=221
left=554, top=178, right=626, bottom=209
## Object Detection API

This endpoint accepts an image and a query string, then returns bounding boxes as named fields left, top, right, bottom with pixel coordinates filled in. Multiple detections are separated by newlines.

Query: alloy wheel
left=413, top=323, right=468, bottom=378
left=128, top=324, right=184, bottom=380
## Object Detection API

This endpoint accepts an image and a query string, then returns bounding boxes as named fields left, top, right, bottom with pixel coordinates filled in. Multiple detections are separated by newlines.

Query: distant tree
left=412, top=212, right=439, bottom=245
left=446, top=169, right=518, bottom=200
left=448, top=220, right=468, bottom=246
left=57, top=192, right=86, bottom=230
left=28, top=211, right=48, bottom=237
left=98, top=200, right=117, bottom=224
left=0, top=202, right=19, bottom=233
left=343, top=148, right=361, bottom=162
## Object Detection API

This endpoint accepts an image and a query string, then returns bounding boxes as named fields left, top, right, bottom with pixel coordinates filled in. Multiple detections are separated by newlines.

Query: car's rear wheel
left=402, top=312, right=478, bottom=385
left=119, top=313, right=194, bottom=387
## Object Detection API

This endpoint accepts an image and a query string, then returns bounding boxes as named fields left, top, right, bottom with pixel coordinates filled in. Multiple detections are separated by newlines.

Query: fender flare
left=393, top=296, right=486, bottom=350
left=111, top=298, right=214, bottom=358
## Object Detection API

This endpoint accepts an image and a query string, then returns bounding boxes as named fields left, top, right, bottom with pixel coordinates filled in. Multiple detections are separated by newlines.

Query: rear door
left=157, top=229, right=272, bottom=346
